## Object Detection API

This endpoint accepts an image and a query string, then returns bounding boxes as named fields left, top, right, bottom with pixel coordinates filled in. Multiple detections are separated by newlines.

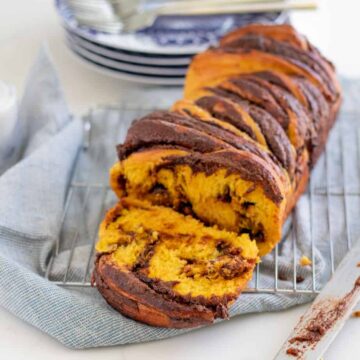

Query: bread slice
left=110, top=143, right=288, bottom=256
left=93, top=198, right=258, bottom=328
left=179, top=92, right=296, bottom=178
left=172, top=97, right=268, bottom=148
left=184, top=48, right=334, bottom=103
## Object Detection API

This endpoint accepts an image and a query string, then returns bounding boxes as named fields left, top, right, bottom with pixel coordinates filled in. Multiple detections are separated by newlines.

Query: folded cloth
left=0, top=48, right=359, bottom=349
left=0, top=81, right=18, bottom=174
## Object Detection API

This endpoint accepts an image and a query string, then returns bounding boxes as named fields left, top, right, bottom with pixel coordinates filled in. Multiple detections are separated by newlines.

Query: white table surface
left=0, top=1, right=359, bottom=359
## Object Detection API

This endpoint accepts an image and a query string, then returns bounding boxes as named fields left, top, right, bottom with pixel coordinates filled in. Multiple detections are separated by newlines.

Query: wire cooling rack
left=43, top=105, right=360, bottom=295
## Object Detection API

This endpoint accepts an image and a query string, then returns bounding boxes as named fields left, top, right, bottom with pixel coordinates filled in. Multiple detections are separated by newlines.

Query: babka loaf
left=94, top=24, right=341, bottom=327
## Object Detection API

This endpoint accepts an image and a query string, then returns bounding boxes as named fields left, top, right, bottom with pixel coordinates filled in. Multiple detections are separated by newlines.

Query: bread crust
left=184, top=49, right=334, bottom=101
left=93, top=255, right=216, bottom=328
left=219, top=24, right=309, bottom=50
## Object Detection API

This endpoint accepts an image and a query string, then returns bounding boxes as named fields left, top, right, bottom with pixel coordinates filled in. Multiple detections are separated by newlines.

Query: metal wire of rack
left=43, top=105, right=360, bottom=296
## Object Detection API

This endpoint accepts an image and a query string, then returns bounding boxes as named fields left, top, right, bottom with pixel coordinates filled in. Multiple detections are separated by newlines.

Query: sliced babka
left=93, top=24, right=342, bottom=328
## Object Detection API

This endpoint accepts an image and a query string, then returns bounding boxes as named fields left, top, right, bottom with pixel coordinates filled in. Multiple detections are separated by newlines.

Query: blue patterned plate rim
left=56, top=0, right=285, bottom=55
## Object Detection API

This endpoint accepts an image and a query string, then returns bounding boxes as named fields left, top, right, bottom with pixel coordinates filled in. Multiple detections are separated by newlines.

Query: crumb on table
left=300, top=255, right=312, bottom=266
left=352, top=310, right=360, bottom=318
left=286, top=348, right=300, bottom=357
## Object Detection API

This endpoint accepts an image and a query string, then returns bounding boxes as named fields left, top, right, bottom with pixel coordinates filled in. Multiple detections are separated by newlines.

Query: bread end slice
left=93, top=198, right=258, bottom=328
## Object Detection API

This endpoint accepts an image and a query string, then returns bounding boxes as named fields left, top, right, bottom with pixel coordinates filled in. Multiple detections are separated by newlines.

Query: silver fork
left=66, top=0, right=123, bottom=33
left=66, top=0, right=318, bottom=34
left=120, top=0, right=318, bottom=32
left=67, top=0, right=275, bottom=33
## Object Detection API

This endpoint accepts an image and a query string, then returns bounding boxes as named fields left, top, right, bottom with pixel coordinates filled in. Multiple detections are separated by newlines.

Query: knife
left=274, top=239, right=360, bottom=360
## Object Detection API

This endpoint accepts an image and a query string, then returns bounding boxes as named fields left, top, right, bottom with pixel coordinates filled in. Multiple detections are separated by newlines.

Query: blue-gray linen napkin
left=0, top=48, right=359, bottom=349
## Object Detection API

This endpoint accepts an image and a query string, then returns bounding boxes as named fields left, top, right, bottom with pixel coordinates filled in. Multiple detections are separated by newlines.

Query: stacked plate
left=56, top=0, right=288, bottom=85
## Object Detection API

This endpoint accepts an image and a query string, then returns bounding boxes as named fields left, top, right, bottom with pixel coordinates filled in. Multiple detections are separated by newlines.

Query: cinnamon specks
left=286, top=348, right=300, bottom=357
left=286, top=276, right=360, bottom=358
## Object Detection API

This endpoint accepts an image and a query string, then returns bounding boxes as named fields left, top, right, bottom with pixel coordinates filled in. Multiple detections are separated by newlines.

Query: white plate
left=66, top=29, right=192, bottom=66
left=67, top=38, right=188, bottom=76
left=67, top=41, right=185, bottom=85
left=56, top=0, right=284, bottom=55
left=58, top=0, right=208, bottom=55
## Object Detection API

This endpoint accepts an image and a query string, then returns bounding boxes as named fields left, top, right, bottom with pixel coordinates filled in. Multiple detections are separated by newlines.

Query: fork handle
left=154, top=0, right=317, bottom=16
